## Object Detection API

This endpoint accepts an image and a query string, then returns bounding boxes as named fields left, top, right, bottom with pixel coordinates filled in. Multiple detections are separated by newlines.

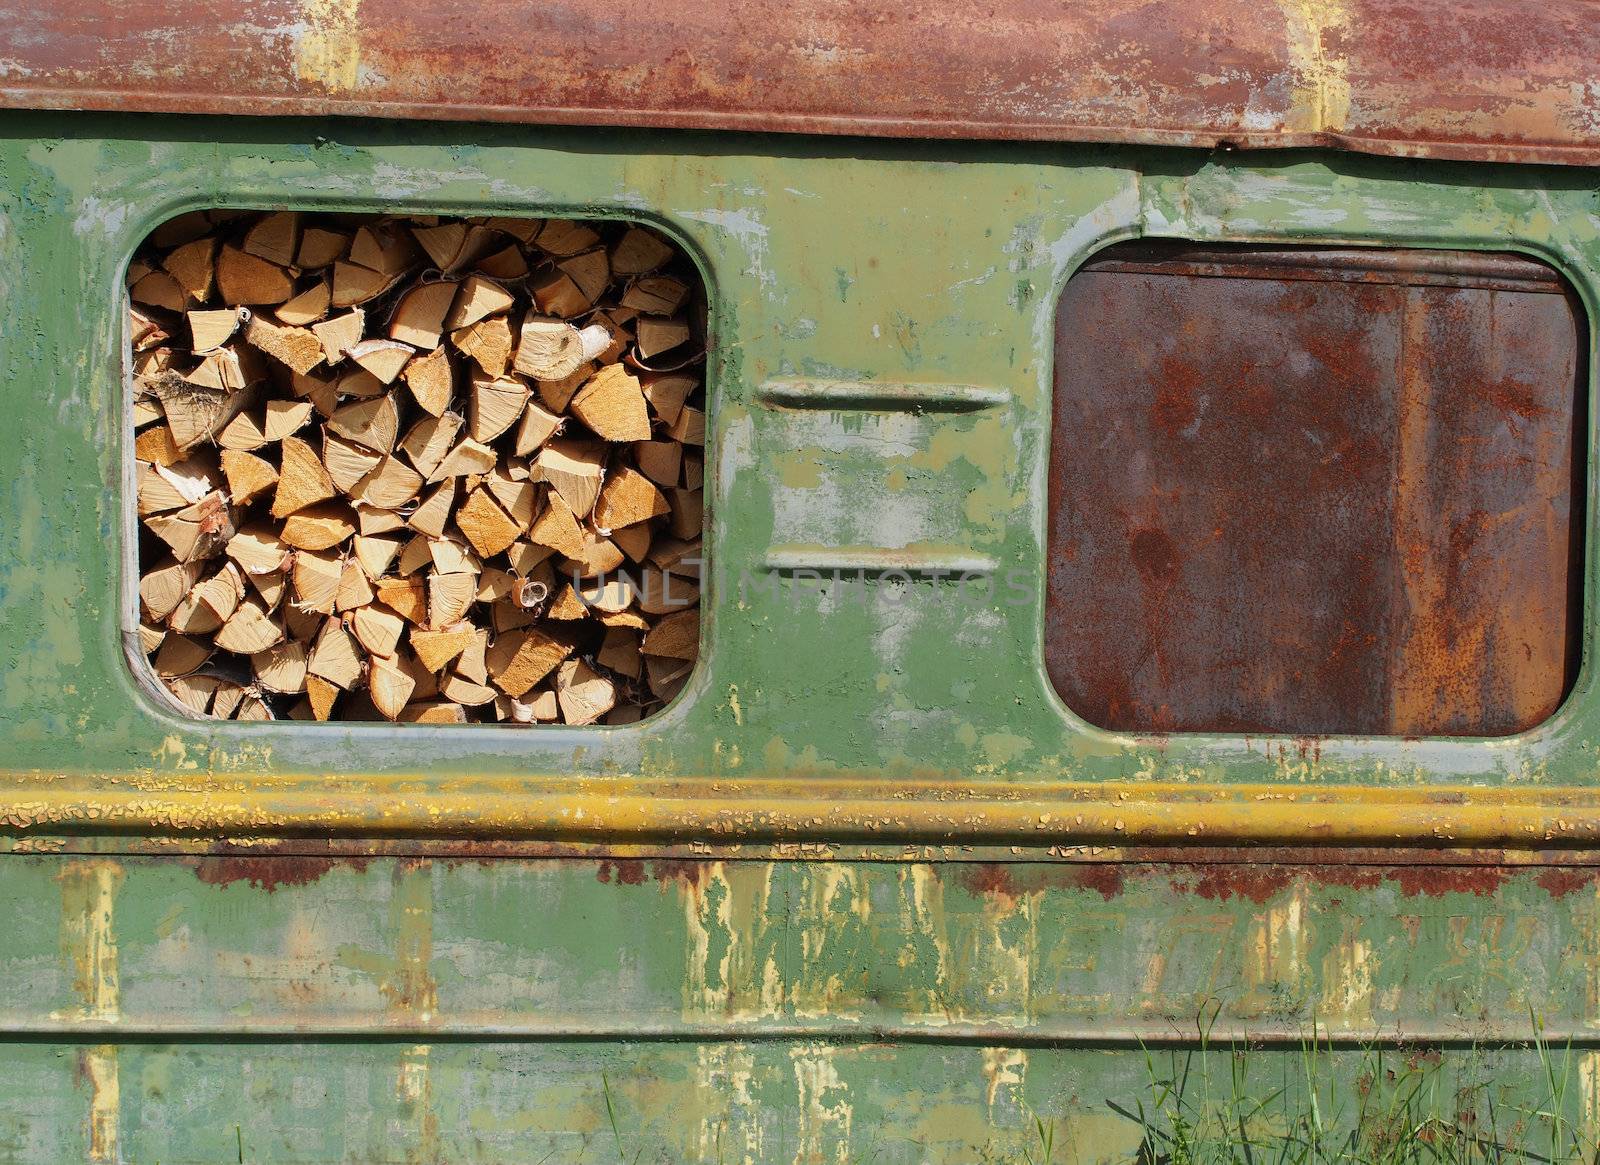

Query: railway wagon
left=5, top=1, right=1600, bottom=1160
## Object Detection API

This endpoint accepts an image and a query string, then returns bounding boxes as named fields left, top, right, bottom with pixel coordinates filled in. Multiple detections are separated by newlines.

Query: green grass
left=1065, top=1010, right=1600, bottom=1165
left=600, top=1010, right=1600, bottom=1165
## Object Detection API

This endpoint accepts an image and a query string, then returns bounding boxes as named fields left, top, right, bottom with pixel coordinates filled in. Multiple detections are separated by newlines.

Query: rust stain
left=1388, top=864, right=1510, bottom=897
left=1535, top=867, right=1600, bottom=898
left=1067, top=864, right=1127, bottom=900
left=596, top=858, right=648, bottom=885
left=1187, top=865, right=1306, bottom=904
left=960, top=861, right=1126, bottom=900
left=961, top=862, right=1016, bottom=897
left=651, top=859, right=706, bottom=888
left=193, top=855, right=355, bottom=892
left=1178, top=862, right=1513, bottom=901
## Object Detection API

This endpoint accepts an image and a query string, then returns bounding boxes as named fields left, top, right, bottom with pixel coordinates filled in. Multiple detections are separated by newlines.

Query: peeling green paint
left=5, top=112, right=1600, bottom=1159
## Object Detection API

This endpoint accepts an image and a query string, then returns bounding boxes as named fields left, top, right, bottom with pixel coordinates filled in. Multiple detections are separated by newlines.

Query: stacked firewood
left=129, top=211, right=703, bottom=725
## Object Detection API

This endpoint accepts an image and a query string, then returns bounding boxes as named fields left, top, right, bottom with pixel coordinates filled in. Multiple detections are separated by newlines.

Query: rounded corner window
left=129, top=208, right=707, bottom=727
left=1046, top=240, right=1586, bottom=738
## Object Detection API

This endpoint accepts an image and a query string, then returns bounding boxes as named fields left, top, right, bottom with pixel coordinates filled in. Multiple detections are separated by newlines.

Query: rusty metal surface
left=1047, top=243, right=1585, bottom=737
left=5, top=0, right=1600, bottom=165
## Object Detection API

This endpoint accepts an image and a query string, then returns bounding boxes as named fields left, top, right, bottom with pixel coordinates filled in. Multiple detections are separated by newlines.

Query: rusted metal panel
left=5, top=0, right=1600, bottom=165
left=1047, top=243, right=1584, bottom=736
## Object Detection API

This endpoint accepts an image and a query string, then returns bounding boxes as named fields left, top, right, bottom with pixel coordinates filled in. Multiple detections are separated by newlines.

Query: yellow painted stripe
left=2, top=776, right=1600, bottom=845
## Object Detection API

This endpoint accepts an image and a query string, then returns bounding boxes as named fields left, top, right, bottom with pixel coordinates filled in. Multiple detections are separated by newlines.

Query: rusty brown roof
left=2, top=0, right=1598, bottom=166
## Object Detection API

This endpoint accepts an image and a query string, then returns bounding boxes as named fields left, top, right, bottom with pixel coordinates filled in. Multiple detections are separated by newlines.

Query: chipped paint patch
left=1583, top=1051, right=1600, bottom=1150
left=70, top=195, right=128, bottom=240
left=57, top=861, right=121, bottom=1023
left=58, top=861, right=122, bottom=1163
left=790, top=1043, right=852, bottom=1164
left=694, top=1043, right=764, bottom=1165
left=398, top=1044, right=439, bottom=1164
left=682, top=861, right=784, bottom=1020
left=1243, top=879, right=1309, bottom=1014
left=151, top=734, right=196, bottom=770
left=981, top=1046, right=1027, bottom=1115
left=1322, top=919, right=1375, bottom=1027
left=678, top=206, right=774, bottom=291
left=792, top=865, right=869, bottom=1019
left=82, top=1044, right=118, bottom=1164
left=391, top=862, right=437, bottom=1020
left=895, top=865, right=952, bottom=1024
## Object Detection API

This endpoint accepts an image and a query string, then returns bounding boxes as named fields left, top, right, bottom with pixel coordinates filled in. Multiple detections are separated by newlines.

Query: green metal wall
left=6, top=113, right=1600, bottom=1161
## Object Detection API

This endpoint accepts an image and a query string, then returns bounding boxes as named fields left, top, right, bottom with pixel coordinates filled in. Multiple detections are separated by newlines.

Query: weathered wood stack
left=130, top=211, right=704, bottom=725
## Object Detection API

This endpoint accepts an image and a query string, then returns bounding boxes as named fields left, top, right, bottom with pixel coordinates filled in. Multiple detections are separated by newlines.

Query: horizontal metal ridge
left=762, top=544, right=999, bottom=576
left=11, top=774, right=1600, bottom=846
left=1082, top=245, right=1570, bottom=292
left=757, top=379, right=1010, bottom=412
left=0, top=1017, right=1580, bottom=1048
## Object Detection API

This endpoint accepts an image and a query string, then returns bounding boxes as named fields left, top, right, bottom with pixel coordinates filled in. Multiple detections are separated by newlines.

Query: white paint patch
left=770, top=478, right=936, bottom=549
left=398, top=1044, right=429, bottom=1105
left=717, top=411, right=757, bottom=503
left=1028, top=181, right=1142, bottom=353
left=946, top=265, right=998, bottom=292
left=72, top=196, right=130, bottom=240
left=360, top=162, right=542, bottom=201
left=1046, top=181, right=1143, bottom=275
left=678, top=207, right=775, bottom=291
